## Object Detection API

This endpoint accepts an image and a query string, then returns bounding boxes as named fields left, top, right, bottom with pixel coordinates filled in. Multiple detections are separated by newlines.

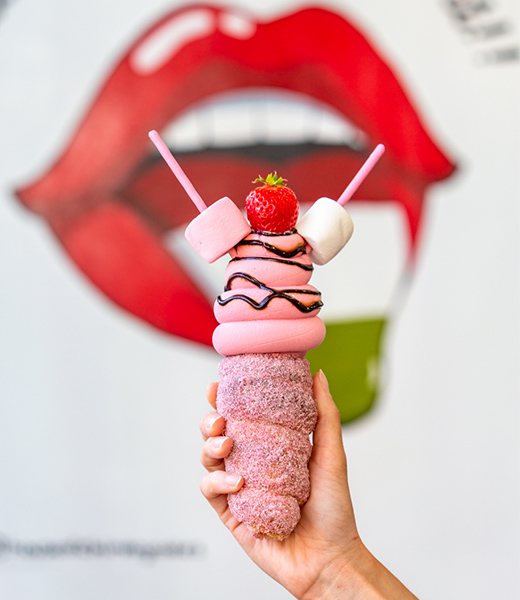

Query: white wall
left=0, top=1, right=518, bottom=598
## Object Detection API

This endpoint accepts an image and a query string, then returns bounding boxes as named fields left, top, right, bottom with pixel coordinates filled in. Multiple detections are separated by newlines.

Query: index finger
left=206, top=382, right=218, bottom=410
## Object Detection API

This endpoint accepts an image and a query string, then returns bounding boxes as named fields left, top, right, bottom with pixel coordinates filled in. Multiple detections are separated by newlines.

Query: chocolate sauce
left=218, top=272, right=323, bottom=314
left=229, top=256, right=314, bottom=272
left=236, top=239, right=307, bottom=259
left=251, top=229, right=297, bottom=236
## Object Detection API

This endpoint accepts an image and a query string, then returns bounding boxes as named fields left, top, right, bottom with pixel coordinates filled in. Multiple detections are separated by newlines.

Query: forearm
left=301, top=545, right=419, bottom=600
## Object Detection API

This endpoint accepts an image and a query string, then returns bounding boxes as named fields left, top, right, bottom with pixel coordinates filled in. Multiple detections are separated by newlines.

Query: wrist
left=300, top=542, right=418, bottom=600
left=300, top=543, right=372, bottom=600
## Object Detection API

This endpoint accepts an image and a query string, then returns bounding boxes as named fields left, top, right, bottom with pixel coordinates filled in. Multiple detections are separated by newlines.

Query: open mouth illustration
left=16, top=5, right=456, bottom=421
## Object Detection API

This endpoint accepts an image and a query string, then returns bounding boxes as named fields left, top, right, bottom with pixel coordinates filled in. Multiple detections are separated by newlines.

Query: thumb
left=311, top=370, right=347, bottom=472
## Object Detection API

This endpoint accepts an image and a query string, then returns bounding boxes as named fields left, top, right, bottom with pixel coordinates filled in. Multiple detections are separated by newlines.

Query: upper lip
left=15, top=4, right=456, bottom=345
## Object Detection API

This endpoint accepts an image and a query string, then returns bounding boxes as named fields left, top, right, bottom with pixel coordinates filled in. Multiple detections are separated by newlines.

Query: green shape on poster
left=306, top=318, right=386, bottom=424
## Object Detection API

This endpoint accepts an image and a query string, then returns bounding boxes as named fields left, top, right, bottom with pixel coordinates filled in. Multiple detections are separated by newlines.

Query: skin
left=200, top=370, right=420, bottom=599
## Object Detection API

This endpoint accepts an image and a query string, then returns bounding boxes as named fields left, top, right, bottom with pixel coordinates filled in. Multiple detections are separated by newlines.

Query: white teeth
left=161, top=89, right=368, bottom=152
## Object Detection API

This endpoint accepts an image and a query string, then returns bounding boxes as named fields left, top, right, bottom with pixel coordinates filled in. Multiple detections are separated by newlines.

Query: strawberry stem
left=253, top=172, right=287, bottom=187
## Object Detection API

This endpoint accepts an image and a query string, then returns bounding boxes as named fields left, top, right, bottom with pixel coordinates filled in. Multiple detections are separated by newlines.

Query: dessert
left=149, top=130, right=383, bottom=539
left=213, top=177, right=323, bottom=539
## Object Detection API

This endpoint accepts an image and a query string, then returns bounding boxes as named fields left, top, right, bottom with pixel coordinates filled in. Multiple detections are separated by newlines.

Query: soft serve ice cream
left=213, top=230, right=325, bottom=356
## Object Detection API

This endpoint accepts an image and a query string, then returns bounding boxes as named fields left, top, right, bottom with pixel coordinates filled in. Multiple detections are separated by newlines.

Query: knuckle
left=199, top=415, right=210, bottom=438
left=330, top=403, right=341, bottom=421
left=200, top=472, right=218, bottom=498
left=200, top=440, right=213, bottom=465
left=200, top=412, right=217, bottom=438
left=199, top=474, right=208, bottom=496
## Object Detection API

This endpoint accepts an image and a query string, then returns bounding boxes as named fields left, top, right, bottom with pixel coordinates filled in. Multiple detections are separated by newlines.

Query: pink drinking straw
left=148, top=130, right=208, bottom=213
left=337, top=143, right=385, bottom=207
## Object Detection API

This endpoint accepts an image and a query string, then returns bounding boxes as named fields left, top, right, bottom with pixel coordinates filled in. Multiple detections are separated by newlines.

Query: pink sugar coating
left=217, top=353, right=317, bottom=432
left=229, top=488, right=301, bottom=541
left=217, top=353, right=317, bottom=540
left=225, top=420, right=312, bottom=501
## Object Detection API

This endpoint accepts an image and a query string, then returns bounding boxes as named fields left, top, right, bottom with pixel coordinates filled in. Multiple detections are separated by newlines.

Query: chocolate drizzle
left=218, top=232, right=322, bottom=315
left=230, top=256, right=313, bottom=271
left=252, top=228, right=297, bottom=236
left=218, top=273, right=323, bottom=313
left=236, top=239, right=307, bottom=259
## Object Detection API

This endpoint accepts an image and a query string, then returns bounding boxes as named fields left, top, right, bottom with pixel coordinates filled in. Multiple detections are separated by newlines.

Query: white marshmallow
left=296, top=197, right=354, bottom=265
left=185, top=196, right=251, bottom=263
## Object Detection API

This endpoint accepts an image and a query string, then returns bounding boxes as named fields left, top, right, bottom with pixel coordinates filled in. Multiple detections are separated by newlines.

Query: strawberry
left=245, top=173, right=299, bottom=234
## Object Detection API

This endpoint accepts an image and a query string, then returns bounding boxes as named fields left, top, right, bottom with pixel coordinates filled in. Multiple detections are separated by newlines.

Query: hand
left=200, top=371, right=418, bottom=600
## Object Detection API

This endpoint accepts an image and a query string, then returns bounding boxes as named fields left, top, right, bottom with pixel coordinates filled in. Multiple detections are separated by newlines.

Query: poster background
left=0, top=1, right=519, bottom=598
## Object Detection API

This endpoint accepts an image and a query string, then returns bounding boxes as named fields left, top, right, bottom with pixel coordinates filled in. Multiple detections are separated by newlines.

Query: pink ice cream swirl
left=214, top=230, right=323, bottom=540
left=212, top=230, right=326, bottom=356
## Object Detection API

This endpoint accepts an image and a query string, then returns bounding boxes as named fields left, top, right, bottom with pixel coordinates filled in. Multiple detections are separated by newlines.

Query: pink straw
left=148, top=130, right=207, bottom=213
left=337, top=143, right=385, bottom=206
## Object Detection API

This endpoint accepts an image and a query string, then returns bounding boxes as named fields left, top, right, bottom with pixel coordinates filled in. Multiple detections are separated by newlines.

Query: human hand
left=200, top=370, right=418, bottom=600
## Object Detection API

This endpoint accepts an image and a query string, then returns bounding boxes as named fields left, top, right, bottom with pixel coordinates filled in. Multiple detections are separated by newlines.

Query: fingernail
left=226, top=474, right=242, bottom=489
left=319, top=370, right=330, bottom=393
left=208, top=414, right=221, bottom=429
left=213, top=437, right=229, bottom=450
left=206, top=382, right=218, bottom=395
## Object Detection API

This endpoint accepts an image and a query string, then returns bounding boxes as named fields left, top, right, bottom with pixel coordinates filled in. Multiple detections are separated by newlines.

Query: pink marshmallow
left=185, top=197, right=250, bottom=263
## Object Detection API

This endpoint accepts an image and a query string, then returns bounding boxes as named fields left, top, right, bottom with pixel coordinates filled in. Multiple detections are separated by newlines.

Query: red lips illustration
left=16, top=4, right=456, bottom=347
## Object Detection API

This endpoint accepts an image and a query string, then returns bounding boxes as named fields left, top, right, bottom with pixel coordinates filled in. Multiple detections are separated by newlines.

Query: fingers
left=200, top=471, right=243, bottom=498
left=201, top=382, right=244, bottom=523
left=200, top=411, right=225, bottom=441
left=312, top=370, right=347, bottom=470
left=206, top=381, right=218, bottom=410
left=200, top=471, right=243, bottom=518
left=201, top=435, right=233, bottom=472
left=200, top=410, right=232, bottom=471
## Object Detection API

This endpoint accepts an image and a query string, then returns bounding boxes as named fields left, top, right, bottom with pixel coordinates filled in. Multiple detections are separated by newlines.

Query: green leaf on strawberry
left=252, top=172, right=287, bottom=187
